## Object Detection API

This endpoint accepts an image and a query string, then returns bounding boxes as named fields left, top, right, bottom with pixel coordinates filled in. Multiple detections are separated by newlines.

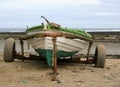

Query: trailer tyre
left=94, top=44, right=106, bottom=68
left=4, top=38, right=16, bottom=62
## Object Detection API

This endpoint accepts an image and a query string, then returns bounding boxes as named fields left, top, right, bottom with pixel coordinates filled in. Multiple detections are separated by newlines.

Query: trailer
left=3, top=17, right=106, bottom=81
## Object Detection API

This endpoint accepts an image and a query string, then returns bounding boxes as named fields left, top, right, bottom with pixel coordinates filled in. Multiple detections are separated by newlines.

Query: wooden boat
left=3, top=17, right=106, bottom=81
left=26, top=24, right=93, bottom=66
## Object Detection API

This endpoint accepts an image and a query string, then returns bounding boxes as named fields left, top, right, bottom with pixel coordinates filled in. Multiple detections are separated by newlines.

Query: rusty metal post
left=27, top=41, right=30, bottom=50
left=51, top=37, right=57, bottom=81
left=20, top=40, right=24, bottom=61
left=86, top=42, right=93, bottom=63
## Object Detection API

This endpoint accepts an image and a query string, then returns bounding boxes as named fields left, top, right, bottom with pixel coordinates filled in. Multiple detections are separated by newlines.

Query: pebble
left=106, top=67, right=111, bottom=70
left=90, top=69, right=95, bottom=72
left=52, top=79, right=64, bottom=84
left=74, top=78, right=84, bottom=83
left=72, top=73, right=76, bottom=76
left=108, top=64, right=112, bottom=66
left=52, top=81, right=57, bottom=84
left=72, top=70, right=77, bottom=73
left=76, top=83, right=81, bottom=86
left=16, top=66, right=21, bottom=69
left=104, top=73, right=111, bottom=77
left=22, top=80, right=28, bottom=83
left=57, top=80, right=64, bottom=84
left=76, top=83, right=84, bottom=87
left=104, top=73, right=113, bottom=80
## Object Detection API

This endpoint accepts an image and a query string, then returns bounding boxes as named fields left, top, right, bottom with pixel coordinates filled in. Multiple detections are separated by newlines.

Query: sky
left=0, top=0, right=120, bottom=31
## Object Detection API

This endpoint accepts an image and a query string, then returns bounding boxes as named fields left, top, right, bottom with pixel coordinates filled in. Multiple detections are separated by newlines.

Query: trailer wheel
left=94, top=44, right=106, bottom=68
left=4, top=38, right=16, bottom=62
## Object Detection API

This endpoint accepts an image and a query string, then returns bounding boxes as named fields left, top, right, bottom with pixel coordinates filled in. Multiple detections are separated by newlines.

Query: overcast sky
left=0, top=0, right=120, bottom=31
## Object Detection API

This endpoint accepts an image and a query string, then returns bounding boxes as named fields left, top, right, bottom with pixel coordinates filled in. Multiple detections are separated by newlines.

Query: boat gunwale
left=23, top=29, right=93, bottom=42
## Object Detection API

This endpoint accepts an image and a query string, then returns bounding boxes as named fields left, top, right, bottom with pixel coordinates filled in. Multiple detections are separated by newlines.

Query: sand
left=0, top=40, right=120, bottom=87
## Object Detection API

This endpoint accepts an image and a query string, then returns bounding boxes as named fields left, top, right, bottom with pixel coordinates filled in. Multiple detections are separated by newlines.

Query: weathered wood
left=86, top=42, right=93, bottom=63
left=20, top=30, right=93, bottom=43
left=63, top=32, right=93, bottom=42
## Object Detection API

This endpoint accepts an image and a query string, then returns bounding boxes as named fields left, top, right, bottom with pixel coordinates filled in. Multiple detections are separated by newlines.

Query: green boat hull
left=35, top=49, right=78, bottom=66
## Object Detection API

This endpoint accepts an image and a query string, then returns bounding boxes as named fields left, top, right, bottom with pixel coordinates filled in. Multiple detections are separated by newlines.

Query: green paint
left=26, top=25, right=92, bottom=39
left=35, top=49, right=78, bottom=66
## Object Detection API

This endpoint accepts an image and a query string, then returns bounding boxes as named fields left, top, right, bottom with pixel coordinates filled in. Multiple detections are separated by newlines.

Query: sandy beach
left=0, top=34, right=120, bottom=87
left=0, top=0, right=120, bottom=86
